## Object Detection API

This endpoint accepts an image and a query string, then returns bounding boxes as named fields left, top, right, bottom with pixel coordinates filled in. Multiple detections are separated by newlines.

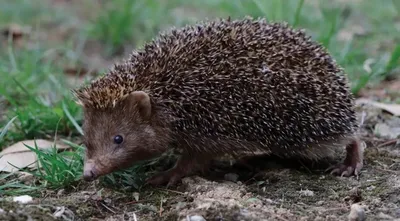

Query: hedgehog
left=73, top=17, right=363, bottom=187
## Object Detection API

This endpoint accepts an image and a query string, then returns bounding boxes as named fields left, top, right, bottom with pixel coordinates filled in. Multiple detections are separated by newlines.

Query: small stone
left=377, top=212, right=393, bottom=220
left=132, top=192, right=140, bottom=201
left=0, top=208, right=4, bottom=213
left=316, top=200, right=324, bottom=206
left=181, top=177, right=195, bottom=185
left=91, top=194, right=102, bottom=201
left=299, top=189, right=314, bottom=197
left=265, top=198, right=274, bottom=204
left=366, top=185, right=376, bottom=191
left=175, top=202, right=187, bottom=210
left=240, top=208, right=250, bottom=217
left=13, top=195, right=33, bottom=204
left=17, top=172, right=34, bottom=184
left=57, top=189, right=65, bottom=196
left=53, top=206, right=65, bottom=218
left=104, top=198, right=112, bottom=204
left=396, top=208, right=400, bottom=218
left=188, top=215, right=206, bottom=221
left=348, top=203, right=366, bottom=221
left=224, top=173, right=239, bottom=182
left=370, top=198, right=381, bottom=205
left=348, top=187, right=362, bottom=203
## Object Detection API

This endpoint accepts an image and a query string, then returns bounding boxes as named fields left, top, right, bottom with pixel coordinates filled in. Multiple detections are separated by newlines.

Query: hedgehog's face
left=79, top=91, right=167, bottom=181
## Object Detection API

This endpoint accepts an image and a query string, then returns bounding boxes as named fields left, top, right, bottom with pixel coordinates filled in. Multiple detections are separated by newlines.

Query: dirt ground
left=1, top=103, right=399, bottom=221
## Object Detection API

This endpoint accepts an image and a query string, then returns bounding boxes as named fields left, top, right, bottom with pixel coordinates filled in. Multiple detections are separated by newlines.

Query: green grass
left=0, top=0, right=399, bottom=196
left=0, top=44, right=83, bottom=146
left=0, top=0, right=69, bottom=25
left=0, top=139, right=84, bottom=196
left=20, top=139, right=85, bottom=189
left=88, top=0, right=178, bottom=55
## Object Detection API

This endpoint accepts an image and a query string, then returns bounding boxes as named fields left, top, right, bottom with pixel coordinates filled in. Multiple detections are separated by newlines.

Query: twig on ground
left=320, top=207, right=348, bottom=212
left=374, top=167, right=400, bottom=174
left=377, top=139, right=398, bottom=148
left=159, top=196, right=164, bottom=217
left=133, top=212, right=137, bottom=221
left=273, top=215, right=290, bottom=221
left=156, top=187, right=185, bottom=195
left=100, top=202, right=116, bottom=214
left=125, top=199, right=154, bottom=205
left=95, top=203, right=104, bottom=215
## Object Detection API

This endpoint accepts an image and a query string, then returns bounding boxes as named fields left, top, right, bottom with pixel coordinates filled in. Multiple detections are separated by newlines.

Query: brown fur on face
left=81, top=92, right=170, bottom=179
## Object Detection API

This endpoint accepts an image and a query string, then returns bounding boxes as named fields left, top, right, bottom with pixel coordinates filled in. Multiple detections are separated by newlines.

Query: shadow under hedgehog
left=73, top=17, right=364, bottom=187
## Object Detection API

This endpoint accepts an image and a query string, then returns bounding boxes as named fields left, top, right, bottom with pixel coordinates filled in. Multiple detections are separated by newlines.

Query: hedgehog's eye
left=113, top=135, right=124, bottom=144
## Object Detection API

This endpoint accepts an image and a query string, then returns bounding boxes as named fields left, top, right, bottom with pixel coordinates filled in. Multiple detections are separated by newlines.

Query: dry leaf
left=356, top=98, right=400, bottom=116
left=0, top=139, right=68, bottom=172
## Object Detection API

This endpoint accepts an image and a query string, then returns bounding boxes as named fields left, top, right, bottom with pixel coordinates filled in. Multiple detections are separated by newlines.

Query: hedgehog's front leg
left=326, top=138, right=364, bottom=178
left=146, top=154, right=211, bottom=187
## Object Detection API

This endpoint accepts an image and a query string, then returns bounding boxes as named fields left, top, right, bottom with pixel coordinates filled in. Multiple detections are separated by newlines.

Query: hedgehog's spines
left=74, top=60, right=138, bottom=109
left=75, top=17, right=357, bottom=156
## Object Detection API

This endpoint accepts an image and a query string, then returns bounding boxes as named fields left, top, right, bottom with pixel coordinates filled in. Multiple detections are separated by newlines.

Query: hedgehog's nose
left=83, top=161, right=98, bottom=182
left=83, top=169, right=96, bottom=181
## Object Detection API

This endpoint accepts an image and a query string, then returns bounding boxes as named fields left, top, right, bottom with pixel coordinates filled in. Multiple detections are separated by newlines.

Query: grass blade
left=293, top=0, right=304, bottom=26
left=384, top=44, right=400, bottom=74
left=62, top=101, right=83, bottom=135
left=0, top=116, right=17, bottom=140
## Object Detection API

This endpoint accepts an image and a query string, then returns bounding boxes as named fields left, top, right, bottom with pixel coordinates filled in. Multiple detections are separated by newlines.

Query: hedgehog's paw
left=146, top=154, right=211, bottom=187
left=326, top=138, right=364, bottom=179
left=145, top=170, right=183, bottom=187
left=326, top=160, right=363, bottom=178
left=145, top=172, right=169, bottom=186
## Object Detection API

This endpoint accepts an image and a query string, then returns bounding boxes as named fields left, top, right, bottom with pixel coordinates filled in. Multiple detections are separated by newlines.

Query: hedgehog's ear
left=126, top=91, right=152, bottom=120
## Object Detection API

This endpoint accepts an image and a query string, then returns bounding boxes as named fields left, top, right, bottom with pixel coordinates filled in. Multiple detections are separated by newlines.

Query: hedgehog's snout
left=83, top=160, right=98, bottom=182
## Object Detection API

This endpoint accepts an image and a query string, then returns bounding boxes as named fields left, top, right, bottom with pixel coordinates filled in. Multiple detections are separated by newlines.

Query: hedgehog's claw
left=327, top=164, right=354, bottom=176
left=327, top=161, right=362, bottom=179
left=326, top=139, right=364, bottom=179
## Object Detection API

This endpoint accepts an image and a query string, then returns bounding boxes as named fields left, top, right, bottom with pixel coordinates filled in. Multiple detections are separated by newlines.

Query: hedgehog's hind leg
left=326, top=137, right=364, bottom=178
